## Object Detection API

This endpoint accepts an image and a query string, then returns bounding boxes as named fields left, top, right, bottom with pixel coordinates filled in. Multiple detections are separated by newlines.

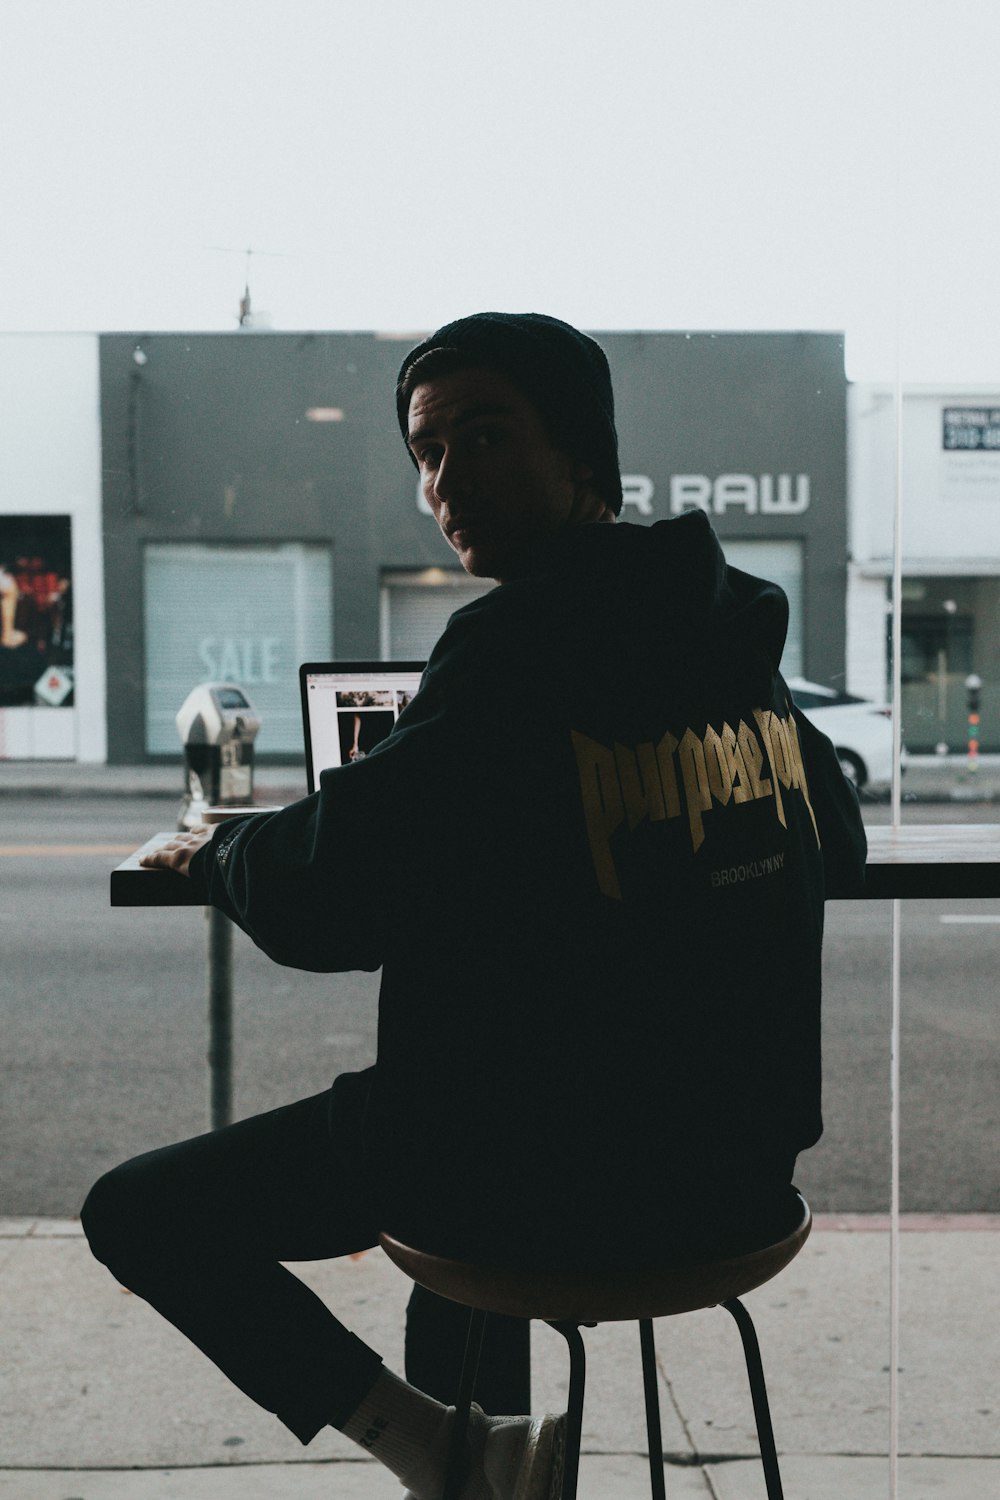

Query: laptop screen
left=299, top=660, right=425, bottom=793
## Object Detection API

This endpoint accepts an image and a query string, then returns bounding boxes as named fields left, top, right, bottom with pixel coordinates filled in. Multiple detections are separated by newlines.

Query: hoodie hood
left=504, top=511, right=789, bottom=708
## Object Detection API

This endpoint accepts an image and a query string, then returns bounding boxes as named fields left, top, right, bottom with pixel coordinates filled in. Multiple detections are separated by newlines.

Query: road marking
left=939, top=914, right=1000, bottom=924
left=0, top=844, right=136, bottom=857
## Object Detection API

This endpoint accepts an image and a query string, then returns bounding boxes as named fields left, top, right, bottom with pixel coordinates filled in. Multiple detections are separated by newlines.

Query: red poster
left=0, top=516, right=73, bottom=708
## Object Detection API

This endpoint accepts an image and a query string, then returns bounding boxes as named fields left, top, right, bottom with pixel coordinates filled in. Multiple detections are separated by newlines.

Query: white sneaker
left=404, top=1403, right=565, bottom=1500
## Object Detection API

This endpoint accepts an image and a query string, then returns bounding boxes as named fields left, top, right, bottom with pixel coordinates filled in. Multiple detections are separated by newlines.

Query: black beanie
left=395, top=311, right=623, bottom=515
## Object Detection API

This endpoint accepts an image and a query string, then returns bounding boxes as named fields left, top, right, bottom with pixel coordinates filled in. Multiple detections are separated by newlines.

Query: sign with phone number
left=943, top=406, right=1000, bottom=450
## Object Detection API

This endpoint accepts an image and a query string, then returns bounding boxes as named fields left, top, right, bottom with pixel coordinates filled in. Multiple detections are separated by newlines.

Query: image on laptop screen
left=299, top=661, right=425, bottom=793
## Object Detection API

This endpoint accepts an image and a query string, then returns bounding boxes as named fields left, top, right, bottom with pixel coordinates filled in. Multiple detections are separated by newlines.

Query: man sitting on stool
left=83, top=312, right=866, bottom=1500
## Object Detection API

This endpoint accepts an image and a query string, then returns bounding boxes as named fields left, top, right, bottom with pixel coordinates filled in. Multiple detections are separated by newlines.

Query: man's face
left=406, top=366, right=586, bottom=581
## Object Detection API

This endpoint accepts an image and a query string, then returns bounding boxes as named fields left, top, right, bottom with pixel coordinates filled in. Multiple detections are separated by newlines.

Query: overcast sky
left=2, top=0, right=998, bottom=381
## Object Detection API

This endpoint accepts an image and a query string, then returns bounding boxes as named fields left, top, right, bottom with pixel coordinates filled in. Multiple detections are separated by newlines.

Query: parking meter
left=176, top=682, right=261, bottom=830
left=966, top=673, right=982, bottom=770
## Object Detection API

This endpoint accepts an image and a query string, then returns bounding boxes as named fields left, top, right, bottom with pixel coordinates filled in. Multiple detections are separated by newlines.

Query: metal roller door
left=723, top=539, right=804, bottom=679
left=144, top=542, right=332, bottom=754
left=381, top=571, right=494, bottom=660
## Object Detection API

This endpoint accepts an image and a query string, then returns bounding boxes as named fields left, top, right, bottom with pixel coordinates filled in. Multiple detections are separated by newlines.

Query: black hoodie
left=191, top=514, right=866, bottom=1267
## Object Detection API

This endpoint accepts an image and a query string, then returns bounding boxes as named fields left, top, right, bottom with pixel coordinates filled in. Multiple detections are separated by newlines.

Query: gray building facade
left=99, top=330, right=847, bottom=762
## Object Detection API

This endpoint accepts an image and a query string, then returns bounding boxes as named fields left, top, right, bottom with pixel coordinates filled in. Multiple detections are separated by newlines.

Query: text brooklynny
left=571, top=709, right=819, bottom=901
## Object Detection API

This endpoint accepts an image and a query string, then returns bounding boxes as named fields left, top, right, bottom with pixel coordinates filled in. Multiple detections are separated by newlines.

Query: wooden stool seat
left=379, top=1195, right=811, bottom=1500
left=379, top=1201, right=811, bottom=1323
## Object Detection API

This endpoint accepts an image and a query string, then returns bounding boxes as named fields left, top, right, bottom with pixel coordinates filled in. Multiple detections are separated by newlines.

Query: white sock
left=403, top=1405, right=534, bottom=1500
left=340, top=1366, right=451, bottom=1487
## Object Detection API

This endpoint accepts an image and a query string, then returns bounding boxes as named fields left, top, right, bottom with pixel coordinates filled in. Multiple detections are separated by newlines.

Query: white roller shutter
left=144, top=543, right=332, bottom=754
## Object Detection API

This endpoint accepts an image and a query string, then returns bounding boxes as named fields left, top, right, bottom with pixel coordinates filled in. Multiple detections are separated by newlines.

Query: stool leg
left=547, top=1321, right=587, bottom=1500
left=722, top=1297, right=785, bottom=1500
left=441, top=1308, right=488, bottom=1500
left=639, top=1320, right=667, bottom=1500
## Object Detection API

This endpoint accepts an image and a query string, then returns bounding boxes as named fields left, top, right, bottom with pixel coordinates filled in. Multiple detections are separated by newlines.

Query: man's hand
left=139, top=827, right=214, bottom=878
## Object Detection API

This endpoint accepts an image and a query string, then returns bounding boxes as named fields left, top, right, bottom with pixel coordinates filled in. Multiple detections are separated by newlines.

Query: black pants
left=81, top=1086, right=530, bottom=1446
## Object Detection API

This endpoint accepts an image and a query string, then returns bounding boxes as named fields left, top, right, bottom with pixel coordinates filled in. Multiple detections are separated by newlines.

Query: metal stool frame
left=381, top=1194, right=810, bottom=1500
left=437, top=1300, right=786, bottom=1500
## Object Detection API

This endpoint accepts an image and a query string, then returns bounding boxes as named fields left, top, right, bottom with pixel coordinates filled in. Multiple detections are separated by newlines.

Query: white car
left=785, top=677, right=900, bottom=793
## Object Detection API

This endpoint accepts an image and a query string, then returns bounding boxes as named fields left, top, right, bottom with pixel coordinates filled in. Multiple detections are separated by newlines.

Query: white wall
left=846, top=567, right=890, bottom=702
left=847, top=384, right=896, bottom=568
left=849, top=382, right=1000, bottom=571
left=847, top=382, right=1000, bottom=702
left=901, top=389, right=1000, bottom=568
left=0, top=335, right=106, bottom=760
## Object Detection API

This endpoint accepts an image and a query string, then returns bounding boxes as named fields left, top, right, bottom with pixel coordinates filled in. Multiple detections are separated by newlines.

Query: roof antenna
left=205, top=242, right=288, bottom=327
left=238, top=248, right=253, bottom=327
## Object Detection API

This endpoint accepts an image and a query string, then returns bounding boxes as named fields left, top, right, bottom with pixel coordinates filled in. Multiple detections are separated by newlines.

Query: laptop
left=299, top=660, right=425, bottom=794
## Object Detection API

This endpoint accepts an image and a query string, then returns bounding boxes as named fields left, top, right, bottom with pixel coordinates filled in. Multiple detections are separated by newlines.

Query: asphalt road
left=2, top=796, right=999, bottom=1216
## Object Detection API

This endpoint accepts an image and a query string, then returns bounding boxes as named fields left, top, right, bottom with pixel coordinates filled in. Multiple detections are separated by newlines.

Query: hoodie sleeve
left=792, top=704, right=868, bottom=898
left=187, top=777, right=387, bottom=972
left=185, top=603, right=490, bottom=972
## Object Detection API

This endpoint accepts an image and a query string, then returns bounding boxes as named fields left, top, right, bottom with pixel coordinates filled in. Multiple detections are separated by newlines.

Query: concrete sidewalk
left=0, top=761, right=311, bottom=803
left=4, top=753, right=1000, bottom=806
left=2, top=1217, right=997, bottom=1499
